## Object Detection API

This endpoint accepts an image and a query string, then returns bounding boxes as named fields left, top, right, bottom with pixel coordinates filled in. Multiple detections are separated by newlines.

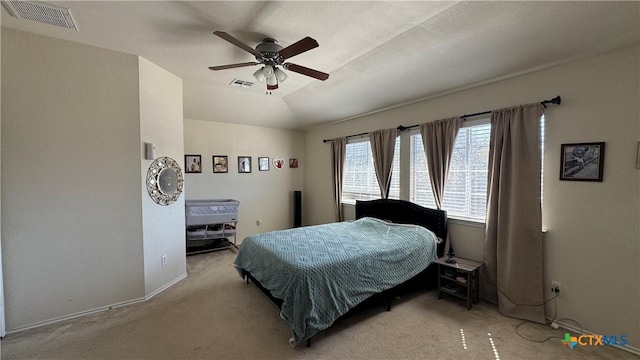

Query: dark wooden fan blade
left=284, top=63, right=329, bottom=81
left=208, top=62, right=260, bottom=70
left=278, top=37, right=319, bottom=60
left=213, top=31, right=262, bottom=57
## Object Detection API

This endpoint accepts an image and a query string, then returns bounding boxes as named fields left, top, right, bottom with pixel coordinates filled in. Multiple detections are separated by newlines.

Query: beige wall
left=139, top=57, right=187, bottom=297
left=183, top=119, right=304, bottom=241
left=1, top=30, right=145, bottom=330
left=1, top=30, right=188, bottom=332
left=304, top=45, right=640, bottom=349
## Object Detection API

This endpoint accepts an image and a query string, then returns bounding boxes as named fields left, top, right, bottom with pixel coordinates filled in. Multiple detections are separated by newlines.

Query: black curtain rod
left=460, top=95, right=562, bottom=119
left=323, top=95, right=561, bottom=143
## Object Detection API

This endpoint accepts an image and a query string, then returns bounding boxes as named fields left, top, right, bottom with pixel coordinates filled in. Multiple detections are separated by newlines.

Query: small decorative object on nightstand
left=444, top=247, right=456, bottom=264
left=435, top=256, right=483, bottom=310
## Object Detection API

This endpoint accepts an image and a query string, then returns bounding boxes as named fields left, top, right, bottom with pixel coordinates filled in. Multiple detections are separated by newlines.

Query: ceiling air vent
left=229, top=79, right=254, bottom=88
left=2, top=0, right=78, bottom=31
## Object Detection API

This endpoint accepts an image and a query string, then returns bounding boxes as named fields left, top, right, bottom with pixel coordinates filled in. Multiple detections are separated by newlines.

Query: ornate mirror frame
left=146, top=156, right=184, bottom=205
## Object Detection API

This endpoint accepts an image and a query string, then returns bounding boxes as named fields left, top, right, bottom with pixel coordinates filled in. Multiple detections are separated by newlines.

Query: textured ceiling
left=2, top=1, right=639, bottom=129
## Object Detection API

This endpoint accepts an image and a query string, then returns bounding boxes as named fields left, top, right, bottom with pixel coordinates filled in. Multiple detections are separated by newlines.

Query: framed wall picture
left=258, top=157, right=269, bottom=171
left=238, top=156, right=252, bottom=173
left=185, top=154, right=202, bottom=173
left=289, top=158, right=299, bottom=168
left=636, top=142, right=640, bottom=169
left=212, top=155, right=228, bottom=173
left=560, top=142, right=605, bottom=181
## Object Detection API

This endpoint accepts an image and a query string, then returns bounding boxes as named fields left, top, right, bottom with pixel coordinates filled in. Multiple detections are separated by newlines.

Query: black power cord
left=480, top=266, right=584, bottom=343
left=515, top=306, right=584, bottom=343
left=480, top=265, right=558, bottom=307
left=515, top=296, right=563, bottom=343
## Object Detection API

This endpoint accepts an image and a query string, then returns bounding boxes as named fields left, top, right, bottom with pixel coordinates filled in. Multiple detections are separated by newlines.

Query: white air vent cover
left=2, top=0, right=78, bottom=31
left=229, top=79, right=254, bottom=88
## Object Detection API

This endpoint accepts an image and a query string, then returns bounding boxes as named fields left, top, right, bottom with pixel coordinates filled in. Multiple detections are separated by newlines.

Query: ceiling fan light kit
left=252, top=67, right=266, bottom=82
left=262, top=64, right=275, bottom=79
left=274, top=67, right=288, bottom=82
left=209, top=31, right=329, bottom=92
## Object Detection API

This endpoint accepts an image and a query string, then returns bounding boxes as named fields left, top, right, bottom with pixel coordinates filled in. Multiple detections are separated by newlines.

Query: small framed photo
left=185, top=154, right=202, bottom=173
left=289, top=158, right=299, bottom=168
left=258, top=157, right=270, bottom=171
left=560, top=142, right=605, bottom=182
left=212, top=155, right=228, bottom=173
left=238, top=156, right=252, bottom=173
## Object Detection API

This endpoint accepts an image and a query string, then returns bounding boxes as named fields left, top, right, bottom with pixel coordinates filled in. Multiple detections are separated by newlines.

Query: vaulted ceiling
left=2, top=1, right=639, bottom=129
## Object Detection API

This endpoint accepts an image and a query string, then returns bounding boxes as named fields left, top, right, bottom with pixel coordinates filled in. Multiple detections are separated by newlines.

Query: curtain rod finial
left=542, top=95, right=561, bottom=106
left=541, top=95, right=561, bottom=109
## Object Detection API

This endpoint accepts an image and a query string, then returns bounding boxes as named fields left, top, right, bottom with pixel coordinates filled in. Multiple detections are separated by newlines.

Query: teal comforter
left=233, top=217, right=439, bottom=346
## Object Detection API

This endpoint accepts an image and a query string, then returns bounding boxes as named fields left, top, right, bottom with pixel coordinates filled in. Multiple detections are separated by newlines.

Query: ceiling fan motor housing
left=255, top=38, right=284, bottom=64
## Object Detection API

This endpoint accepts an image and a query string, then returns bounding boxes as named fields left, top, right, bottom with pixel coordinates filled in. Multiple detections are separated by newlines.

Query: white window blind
left=410, top=122, right=491, bottom=221
left=442, top=123, right=491, bottom=220
left=342, top=138, right=400, bottom=203
left=409, top=135, right=437, bottom=209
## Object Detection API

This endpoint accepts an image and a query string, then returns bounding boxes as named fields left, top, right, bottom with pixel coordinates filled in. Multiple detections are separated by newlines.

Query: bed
left=233, top=199, right=447, bottom=347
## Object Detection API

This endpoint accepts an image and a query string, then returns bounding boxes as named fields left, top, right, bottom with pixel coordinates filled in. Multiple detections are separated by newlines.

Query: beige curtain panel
left=483, top=104, right=545, bottom=324
left=368, top=128, right=398, bottom=198
left=419, top=117, right=462, bottom=209
left=330, top=137, right=347, bottom=222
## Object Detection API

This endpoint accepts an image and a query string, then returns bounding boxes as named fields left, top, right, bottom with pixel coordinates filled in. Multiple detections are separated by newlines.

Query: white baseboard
left=145, top=273, right=187, bottom=300
left=549, top=318, right=640, bottom=356
left=6, top=273, right=188, bottom=336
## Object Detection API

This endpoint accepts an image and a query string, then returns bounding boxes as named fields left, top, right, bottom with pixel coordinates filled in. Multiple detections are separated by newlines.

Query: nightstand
left=435, top=256, right=483, bottom=310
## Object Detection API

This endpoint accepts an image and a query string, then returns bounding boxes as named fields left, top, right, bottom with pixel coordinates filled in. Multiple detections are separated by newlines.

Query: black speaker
left=294, top=190, right=302, bottom=227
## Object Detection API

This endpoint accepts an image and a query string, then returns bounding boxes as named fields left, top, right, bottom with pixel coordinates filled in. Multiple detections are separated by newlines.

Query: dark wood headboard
left=355, top=199, right=448, bottom=257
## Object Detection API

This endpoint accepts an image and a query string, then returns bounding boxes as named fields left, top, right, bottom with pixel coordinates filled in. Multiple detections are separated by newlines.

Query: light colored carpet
left=1, top=251, right=636, bottom=359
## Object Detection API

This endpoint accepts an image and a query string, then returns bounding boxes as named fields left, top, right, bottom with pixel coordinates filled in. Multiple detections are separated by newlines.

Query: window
left=342, top=138, right=400, bottom=204
left=410, top=121, right=490, bottom=221
left=410, top=116, right=545, bottom=222
left=409, top=136, right=437, bottom=209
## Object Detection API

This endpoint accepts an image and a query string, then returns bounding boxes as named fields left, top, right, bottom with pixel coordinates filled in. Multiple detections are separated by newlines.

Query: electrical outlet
left=551, top=280, right=561, bottom=294
left=161, top=255, right=167, bottom=267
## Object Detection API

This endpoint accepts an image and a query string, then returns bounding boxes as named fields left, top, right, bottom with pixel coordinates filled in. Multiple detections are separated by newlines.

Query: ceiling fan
left=208, top=31, right=329, bottom=92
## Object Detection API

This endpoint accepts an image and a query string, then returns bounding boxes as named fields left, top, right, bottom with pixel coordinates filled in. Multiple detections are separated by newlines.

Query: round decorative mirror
left=158, top=168, right=179, bottom=195
left=146, top=156, right=184, bottom=205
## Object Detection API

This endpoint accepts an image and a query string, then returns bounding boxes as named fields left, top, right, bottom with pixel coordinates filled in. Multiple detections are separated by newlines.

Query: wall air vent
left=229, top=79, right=254, bottom=88
left=2, top=0, right=78, bottom=31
